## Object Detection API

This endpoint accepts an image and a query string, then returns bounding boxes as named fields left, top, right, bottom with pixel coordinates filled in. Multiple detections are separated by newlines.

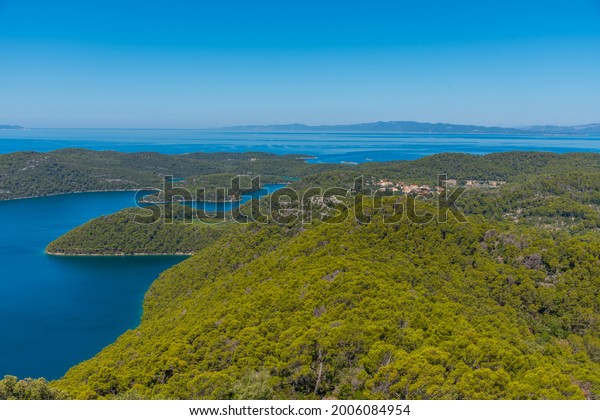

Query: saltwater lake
left=0, top=192, right=183, bottom=380
left=0, top=129, right=598, bottom=381
left=0, top=186, right=282, bottom=380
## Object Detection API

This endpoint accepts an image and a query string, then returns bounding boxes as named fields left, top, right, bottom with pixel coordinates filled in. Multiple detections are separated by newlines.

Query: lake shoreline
left=2, top=183, right=291, bottom=203
left=45, top=250, right=194, bottom=257
left=0, top=188, right=142, bottom=202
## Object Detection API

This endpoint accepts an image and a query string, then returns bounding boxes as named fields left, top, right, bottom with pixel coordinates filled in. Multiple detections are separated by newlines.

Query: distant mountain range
left=214, top=121, right=600, bottom=135
left=3, top=121, right=600, bottom=135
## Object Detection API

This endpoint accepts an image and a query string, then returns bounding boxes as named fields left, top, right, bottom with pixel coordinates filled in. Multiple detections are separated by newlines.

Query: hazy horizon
left=4, top=119, right=600, bottom=131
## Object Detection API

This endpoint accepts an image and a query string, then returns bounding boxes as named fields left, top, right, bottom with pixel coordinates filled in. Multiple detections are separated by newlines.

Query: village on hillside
left=367, top=177, right=506, bottom=195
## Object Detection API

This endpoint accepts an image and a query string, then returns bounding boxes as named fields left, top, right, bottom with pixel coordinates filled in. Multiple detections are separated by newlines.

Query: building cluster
left=373, top=178, right=444, bottom=195
left=464, top=180, right=506, bottom=188
left=370, top=177, right=504, bottom=195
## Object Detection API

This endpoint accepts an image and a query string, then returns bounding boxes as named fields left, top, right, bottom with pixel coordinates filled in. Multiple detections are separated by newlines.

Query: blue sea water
left=0, top=128, right=599, bottom=163
left=0, top=186, right=281, bottom=380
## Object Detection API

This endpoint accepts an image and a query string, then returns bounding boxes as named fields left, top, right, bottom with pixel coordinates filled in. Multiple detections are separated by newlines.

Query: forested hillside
left=2, top=150, right=598, bottom=201
left=0, top=149, right=335, bottom=200
left=47, top=156, right=600, bottom=257
left=53, top=198, right=600, bottom=399
left=290, top=152, right=600, bottom=190
left=460, top=172, right=600, bottom=232
left=46, top=204, right=229, bottom=255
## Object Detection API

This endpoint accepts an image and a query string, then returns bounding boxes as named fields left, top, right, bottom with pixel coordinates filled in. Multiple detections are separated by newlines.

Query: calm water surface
left=0, top=192, right=187, bottom=380
left=0, top=185, right=280, bottom=380
left=0, top=129, right=598, bottom=162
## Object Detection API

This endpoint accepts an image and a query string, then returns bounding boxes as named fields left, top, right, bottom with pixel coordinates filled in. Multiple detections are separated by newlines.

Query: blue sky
left=1, top=0, right=600, bottom=128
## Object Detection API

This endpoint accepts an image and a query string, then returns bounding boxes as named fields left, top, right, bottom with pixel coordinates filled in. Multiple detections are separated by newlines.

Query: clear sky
left=1, top=0, right=600, bottom=128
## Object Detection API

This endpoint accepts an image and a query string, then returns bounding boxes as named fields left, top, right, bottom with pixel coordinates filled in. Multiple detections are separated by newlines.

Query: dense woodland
left=460, top=172, right=600, bottom=233
left=2, top=149, right=597, bottom=201
left=47, top=152, right=600, bottom=256
left=290, top=152, right=600, bottom=190
left=0, top=376, right=66, bottom=400
left=3, top=151, right=600, bottom=400
left=46, top=204, right=229, bottom=255
left=0, top=149, right=335, bottom=200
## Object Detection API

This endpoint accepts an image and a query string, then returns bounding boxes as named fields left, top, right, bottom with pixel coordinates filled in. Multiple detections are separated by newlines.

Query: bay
left=0, top=191, right=187, bottom=380
left=0, top=183, right=284, bottom=380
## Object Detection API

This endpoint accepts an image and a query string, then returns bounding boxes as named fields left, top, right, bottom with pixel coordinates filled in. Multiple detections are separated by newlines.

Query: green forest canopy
left=53, top=199, right=600, bottom=399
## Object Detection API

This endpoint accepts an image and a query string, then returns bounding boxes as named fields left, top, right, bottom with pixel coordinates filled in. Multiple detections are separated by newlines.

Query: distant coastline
left=0, top=125, right=24, bottom=130
left=210, top=120, right=600, bottom=136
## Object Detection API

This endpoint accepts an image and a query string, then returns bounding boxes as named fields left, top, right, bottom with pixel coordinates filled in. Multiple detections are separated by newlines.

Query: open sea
left=0, top=128, right=599, bottom=163
left=0, top=128, right=598, bottom=380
